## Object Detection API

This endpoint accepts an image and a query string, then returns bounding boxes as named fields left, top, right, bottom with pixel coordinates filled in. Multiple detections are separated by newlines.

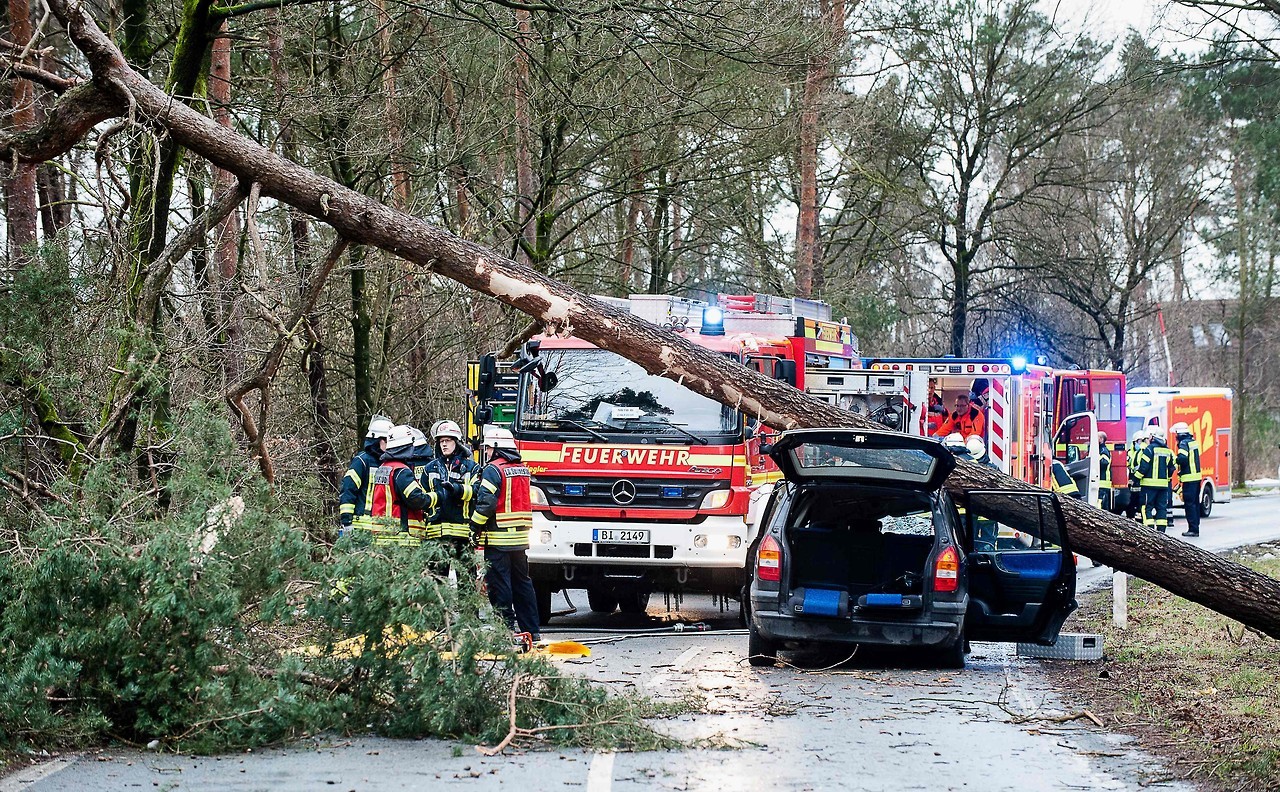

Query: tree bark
left=4, top=0, right=40, bottom=263
left=38, top=0, right=1280, bottom=640
left=210, top=22, right=245, bottom=389
left=512, top=2, right=536, bottom=264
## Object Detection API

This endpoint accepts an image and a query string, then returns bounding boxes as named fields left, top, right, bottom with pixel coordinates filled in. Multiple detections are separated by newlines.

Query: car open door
left=962, top=490, right=1076, bottom=645
left=1055, top=412, right=1099, bottom=506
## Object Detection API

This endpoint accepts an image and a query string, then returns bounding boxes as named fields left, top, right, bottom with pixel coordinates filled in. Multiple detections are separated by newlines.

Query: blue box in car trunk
left=788, top=587, right=850, bottom=617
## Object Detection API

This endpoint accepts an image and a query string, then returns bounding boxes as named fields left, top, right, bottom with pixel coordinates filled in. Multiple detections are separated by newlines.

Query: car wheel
left=586, top=586, right=618, bottom=614
left=748, top=624, right=779, bottom=667
left=535, top=583, right=553, bottom=626
left=938, top=632, right=966, bottom=670
left=1201, top=484, right=1214, bottom=518
left=617, top=589, right=651, bottom=615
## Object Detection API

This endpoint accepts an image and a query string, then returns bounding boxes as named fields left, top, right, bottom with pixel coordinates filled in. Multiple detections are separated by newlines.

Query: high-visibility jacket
left=363, top=460, right=431, bottom=545
left=1051, top=460, right=1081, bottom=499
left=471, top=453, right=532, bottom=549
left=339, top=441, right=382, bottom=529
left=1127, top=440, right=1148, bottom=492
left=423, top=450, right=481, bottom=540
left=1136, top=441, right=1175, bottom=488
left=1097, top=447, right=1111, bottom=490
left=1176, top=437, right=1203, bottom=483
left=936, top=406, right=986, bottom=439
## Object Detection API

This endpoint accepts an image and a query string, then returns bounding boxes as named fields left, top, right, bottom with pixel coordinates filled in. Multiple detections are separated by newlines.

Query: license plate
left=593, top=529, right=650, bottom=544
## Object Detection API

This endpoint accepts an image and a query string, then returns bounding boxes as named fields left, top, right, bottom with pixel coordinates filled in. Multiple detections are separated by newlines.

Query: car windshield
left=520, top=349, right=740, bottom=435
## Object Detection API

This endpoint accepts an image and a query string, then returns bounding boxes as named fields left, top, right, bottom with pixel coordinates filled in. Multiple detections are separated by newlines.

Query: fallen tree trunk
left=28, top=0, right=1280, bottom=640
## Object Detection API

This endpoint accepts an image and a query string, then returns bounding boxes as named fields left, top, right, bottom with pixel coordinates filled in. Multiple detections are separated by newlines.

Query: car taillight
left=934, top=546, right=959, bottom=593
left=757, top=535, right=782, bottom=582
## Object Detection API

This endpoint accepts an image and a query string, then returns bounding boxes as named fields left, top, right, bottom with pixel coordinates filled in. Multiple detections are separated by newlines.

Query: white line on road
left=0, top=754, right=80, bottom=792
left=586, top=751, right=615, bottom=792
left=645, top=645, right=703, bottom=689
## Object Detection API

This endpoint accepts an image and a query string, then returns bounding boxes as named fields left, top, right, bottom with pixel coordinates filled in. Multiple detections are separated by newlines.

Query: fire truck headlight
left=700, top=489, right=731, bottom=509
left=530, top=486, right=548, bottom=506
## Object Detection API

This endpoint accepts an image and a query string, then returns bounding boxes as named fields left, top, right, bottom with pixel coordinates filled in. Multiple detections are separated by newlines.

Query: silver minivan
left=746, top=429, right=1077, bottom=668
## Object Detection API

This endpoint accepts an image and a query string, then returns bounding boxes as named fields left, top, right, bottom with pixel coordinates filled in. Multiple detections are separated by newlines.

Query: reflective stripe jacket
left=365, top=460, right=432, bottom=541
left=1098, top=447, right=1112, bottom=490
left=1136, top=441, right=1175, bottom=488
left=471, top=453, right=532, bottom=549
left=1127, top=440, right=1147, bottom=491
left=936, top=406, right=986, bottom=439
left=339, top=442, right=381, bottom=528
left=423, top=450, right=481, bottom=540
left=1051, top=460, right=1082, bottom=499
left=1177, top=437, right=1203, bottom=482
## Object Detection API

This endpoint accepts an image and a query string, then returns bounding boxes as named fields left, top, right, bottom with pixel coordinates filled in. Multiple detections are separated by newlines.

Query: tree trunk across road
left=18, top=0, right=1280, bottom=640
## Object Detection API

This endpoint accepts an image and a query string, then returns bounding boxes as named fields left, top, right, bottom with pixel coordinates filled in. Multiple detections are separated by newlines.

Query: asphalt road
left=8, top=493, right=1278, bottom=792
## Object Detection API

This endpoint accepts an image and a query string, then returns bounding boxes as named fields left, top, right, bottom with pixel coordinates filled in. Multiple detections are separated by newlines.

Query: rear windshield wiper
left=620, top=415, right=709, bottom=445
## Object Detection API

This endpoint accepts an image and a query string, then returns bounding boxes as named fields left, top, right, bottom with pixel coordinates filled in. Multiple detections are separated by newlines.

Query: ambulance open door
left=1054, top=412, right=1100, bottom=506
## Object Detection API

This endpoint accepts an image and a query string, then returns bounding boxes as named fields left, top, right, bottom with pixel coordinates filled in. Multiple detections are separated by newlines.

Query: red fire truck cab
left=514, top=294, right=862, bottom=622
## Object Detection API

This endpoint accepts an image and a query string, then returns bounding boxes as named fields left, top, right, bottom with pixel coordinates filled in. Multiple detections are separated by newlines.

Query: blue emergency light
left=1011, top=355, right=1028, bottom=373
left=661, top=486, right=685, bottom=498
left=700, top=306, right=725, bottom=336
left=563, top=484, right=586, bottom=497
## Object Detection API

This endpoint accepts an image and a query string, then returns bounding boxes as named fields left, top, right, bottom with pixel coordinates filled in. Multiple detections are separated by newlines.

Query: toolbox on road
left=1016, top=632, right=1103, bottom=661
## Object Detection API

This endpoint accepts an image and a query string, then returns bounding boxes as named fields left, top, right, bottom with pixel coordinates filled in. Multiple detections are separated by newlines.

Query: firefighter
left=470, top=425, right=541, bottom=644
left=1125, top=430, right=1149, bottom=520
left=339, top=414, right=393, bottom=535
left=926, top=379, right=946, bottom=435
left=410, top=427, right=434, bottom=487
left=360, top=424, right=432, bottom=546
left=1050, top=458, right=1082, bottom=500
left=1173, top=422, right=1203, bottom=538
left=424, top=420, right=481, bottom=576
left=935, top=393, right=986, bottom=440
left=1136, top=430, right=1175, bottom=533
left=1097, top=432, right=1113, bottom=512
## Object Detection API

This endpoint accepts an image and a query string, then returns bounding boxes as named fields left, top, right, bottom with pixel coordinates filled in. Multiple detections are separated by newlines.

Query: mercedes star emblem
left=611, top=479, right=637, bottom=505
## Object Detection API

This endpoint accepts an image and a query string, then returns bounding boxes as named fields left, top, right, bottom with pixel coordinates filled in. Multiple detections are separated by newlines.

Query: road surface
left=7, top=494, right=1278, bottom=792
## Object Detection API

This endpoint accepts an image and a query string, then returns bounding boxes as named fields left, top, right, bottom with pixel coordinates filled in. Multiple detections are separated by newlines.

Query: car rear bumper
left=751, top=600, right=965, bottom=648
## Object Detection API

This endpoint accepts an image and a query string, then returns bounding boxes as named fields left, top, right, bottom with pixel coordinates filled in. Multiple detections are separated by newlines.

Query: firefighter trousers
left=1181, top=480, right=1202, bottom=535
left=426, top=537, right=479, bottom=592
left=1142, top=487, right=1170, bottom=532
left=483, top=547, right=541, bottom=638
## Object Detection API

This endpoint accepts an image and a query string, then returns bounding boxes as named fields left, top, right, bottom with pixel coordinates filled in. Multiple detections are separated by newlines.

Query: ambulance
left=860, top=358, right=1128, bottom=507
left=1126, top=387, right=1233, bottom=516
left=505, top=293, right=877, bottom=623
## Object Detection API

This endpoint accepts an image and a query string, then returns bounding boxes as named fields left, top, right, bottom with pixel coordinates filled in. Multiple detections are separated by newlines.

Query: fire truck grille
left=573, top=543, right=678, bottom=559
left=537, top=476, right=729, bottom=510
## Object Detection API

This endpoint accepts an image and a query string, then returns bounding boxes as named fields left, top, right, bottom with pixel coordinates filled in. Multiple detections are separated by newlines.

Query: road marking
left=0, top=754, right=80, bottom=791
left=645, top=645, right=703, bottom=689
left=586, top=751, right=615, bottom=792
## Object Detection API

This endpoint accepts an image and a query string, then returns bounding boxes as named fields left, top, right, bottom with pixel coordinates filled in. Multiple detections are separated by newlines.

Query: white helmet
left=482, top=425, right=517, bottom=450
left=1171, top=422, right=1191, bottom=436
left=366, top=414, right=394, bottom=440
left=944, top=432, right=965, bottom=446
left=410, top=427, right=429, bottom=448
left=964, top=435, right=986, bottom=459
left=433, top=420, right=465, bottom=442
left=386, top=424, right=417, bottom=451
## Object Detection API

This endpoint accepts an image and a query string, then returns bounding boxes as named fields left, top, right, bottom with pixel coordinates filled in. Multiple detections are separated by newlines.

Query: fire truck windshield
left=519, top=349, right=740, bottom=438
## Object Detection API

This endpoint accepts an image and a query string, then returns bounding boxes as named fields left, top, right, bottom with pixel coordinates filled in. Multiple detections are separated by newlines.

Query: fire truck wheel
left=535, top=583, right=553, bottom=626
left=617, top=589, right=651, bottom=615
left=1200, top=483, right=1214, bottom=518
left=586, top=586, right=618, bottom=614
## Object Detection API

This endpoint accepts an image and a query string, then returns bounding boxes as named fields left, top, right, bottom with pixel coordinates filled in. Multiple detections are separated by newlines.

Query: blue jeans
left=483, top=547, right=541, bottom=638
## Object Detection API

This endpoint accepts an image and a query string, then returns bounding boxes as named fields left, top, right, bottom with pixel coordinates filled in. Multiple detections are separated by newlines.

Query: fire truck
left=508, top=294, right=866, bottom=623
left=1126, top=387, right=1233, bottom=517
left=859, top=357, right=1129, bottom=508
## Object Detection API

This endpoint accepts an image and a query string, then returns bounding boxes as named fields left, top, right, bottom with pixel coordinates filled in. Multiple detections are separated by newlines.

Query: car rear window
left=787, top=442, right=937, bottom=481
